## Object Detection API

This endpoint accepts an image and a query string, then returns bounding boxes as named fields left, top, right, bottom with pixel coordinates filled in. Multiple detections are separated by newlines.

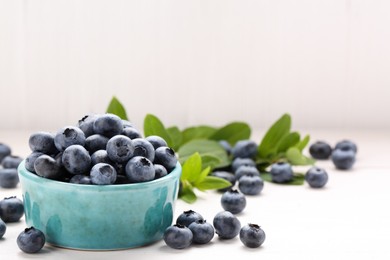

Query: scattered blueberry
left=90, top=150, right=112, bottom=166
left=309, top=141, right=332, bottom=160
left=0, top=143, right=11, bottom=163
left=122, top=127, right=142, bottom=139
left=235, top=165, right=260, bottom=180
left=0, top=168, right=19, bottom=188
left=154, top=146, right=177, bottom=172
left=163, top=224, right=193, bottom=249
left=335, top=140, right=357, bottom=154
left=188, top=219, right=215, bottom=244
left=239, top=223, right=266, bottom=248
left=176, top=210, right=204, bottom=227
left=61, top=145, right=91, bottom=175
left=238, top=174, right=264, bottom=195
left=25, top=152, right=44, bottom=173
left=219, top=140, right=232, bottom=155
left=69, top=175, right=92, bottom=185
left=132, top=138, right=155, bottom=162
left=34, top=155, right=62, bottom=180
left=305, top=166, right=328, bottom=188
left=28, top=132, right=57, bottom=154
left=221, top=189, right=246, bottom=214
left=154, top=164, right=168, bottom=179
left=0, top=196, right=24, bottom=223
left=17, top=227, right=45, bottom=253
left=54, top=126, right=86, bottom=151
left=145, top=136, right=167, bottom=150
left=77, top=114, right=98, bottom=137
left=90, top=163, right=117, bottom=185
left=93, top=113, right=123, bottom=138
left=232, top=140, right=258, bottom=159
left=2, top=155, right=23, bottom=169
left=106, top=135, right=134, bottom=163
left=211, top=171, right=236, bottom=192
left=231, top=157, right=256, bottom=173
left=85, top=134, right=109, bottom=154
left=125, top=156, right=155, bottom=183
left=213, top=211, right=241, bottom=239
left=331, top=148, right=356, bottom=170
left=270, top=162, right=294, bottom=183
left=0, top=218, right=6, bottom=238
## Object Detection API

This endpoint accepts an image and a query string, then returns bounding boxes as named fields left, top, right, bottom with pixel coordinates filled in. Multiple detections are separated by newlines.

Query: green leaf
left=258, top=114, right=291, bottom=159
left=166, top=126, right=182, bottom=151
left=277, top=132, right=300, bottom=153
left=181, top=152, right=202, bottom=183
left=179, top=183, right=197, bottom=203
left=143, top=114, right=172, bottom=147
left=106, top=96, right=128, bottom=120
left=260, top=172, right=305, bottom=185
left=182, top=126, right=217, bottom=144
left=286, top=147, right=315, bottom=165
left=201, top=155, right=221, bottom=171
left=177, top=140, right=230, bottom=168
left=209, top=122, right=251, bottom=146
left=295, top=134, right=310, bottom=151
left=196, top=166, right=211, bottom=184
left=195, top=176, right=231, bottom=191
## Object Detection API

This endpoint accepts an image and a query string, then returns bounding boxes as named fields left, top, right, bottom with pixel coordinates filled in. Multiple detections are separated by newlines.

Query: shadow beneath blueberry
left=238, top=244, right=266, bottom=252
left=157, top=243, right=194, bottom=253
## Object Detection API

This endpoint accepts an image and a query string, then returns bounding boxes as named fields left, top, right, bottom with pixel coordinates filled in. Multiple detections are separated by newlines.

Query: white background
left=1, top=0, right=390, bottom=132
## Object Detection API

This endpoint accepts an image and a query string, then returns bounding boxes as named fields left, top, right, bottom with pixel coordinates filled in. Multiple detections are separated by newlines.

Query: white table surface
left=1, top=129, right=389, bottom=260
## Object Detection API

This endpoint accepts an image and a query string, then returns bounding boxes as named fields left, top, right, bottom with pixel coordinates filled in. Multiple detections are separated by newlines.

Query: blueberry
left=331, top=148, right=356, bottom=170
left=145, top=136, right=167, bottom=150
left=211, top=171, right=236, bottom=192
left=69, top=175, right=92, bottom=184
left=0, top=196, right=24, bottom=223
left=0, top=168, right=19, bottom=188
left=176, top=210, right=204, bottom=227
left=28, top=132, right=57, bottom=154
left=114, top=175, right=129, bottom=184
left=154, top=164, right=168, bottom=179
left=239, top=223, right=266, bottom=248
left=238, top=174, right=264, bottom=195
left=125, top=156, right=155, bottom=183
left=213, top=211, right=241, bottom=239
left=54, top=126, right=86, bottom=151
left=0, top=218, right=6, bottom=238
left=309, top=141, right=332, bottom=160
left=188, top=219, right=215, bottom=244
left=62, top=145, right=91, bottom=175
left=122, top=127, right=142, bottom=139
left=232, top=140, right=258, bottom=159
left=93, top=113, right=123, bottom=138
left=305, top=166, right=328, bottom=188
left=91, top=150, right=112, bottom=166
left=106, top=135, right=134, bottom=163
left=163, top=224, right=193, bottom=249
left=34, top=155, right=62, bottom=179
left=221, top=189, right=246, bottom=214
left=270, top=162, right=294, bottom=183
left=231, top=157, right=256, bottom=173
left=17, top=227, right=45, bottom=254
left=219, top=140, right=232, bottom=155
left=335, top=140, right=358, bottom=154
left=25, top=152, right=44, bottom=173
left=77, top=114, right=98, bottom=137
left=85, top=134, right=109, bottom=154
left=235, top=165, right=260, bottom=180
left=90, top=163, right=117, bottom=185
left=132, top=138, right=155, bottom=162
left=2, top=155, right=23, bottom=169
left=0, top=143, right=11, bottom=163
left=122, top=120, right=134, bottom=129
left=154, top=146, right=177, bottom=172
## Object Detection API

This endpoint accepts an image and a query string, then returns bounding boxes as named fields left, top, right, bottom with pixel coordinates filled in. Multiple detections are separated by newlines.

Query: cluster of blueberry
left=309, top=140, right=357, bottom=170
left=0, top=143, right=23, bottom=188
left=163, top=210, right=265, bottom=249
left=25, top=113, right=178, bottom=185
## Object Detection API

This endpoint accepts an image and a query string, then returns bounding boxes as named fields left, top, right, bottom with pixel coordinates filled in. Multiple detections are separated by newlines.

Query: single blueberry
left=122, top=120, right=134, bottom=129
left=54, top=126, right=86, bottom=151
left=221, top=189, right=246, bottom=214
left=231, top=157, right=256, bottom=173
left=90, top=163, right=117, bottom=185
left=309, top=141, right=332, bottom=160
left=0, top=143, right=11, bottom=163
left=17, top=227, right=45, bottom=254
left=163, top=224, right=193, bottom=249
left=93, top=113, right=123, bottom=138
left=270, top=162, right=294, bottom=183
left=232, top=140, right=258, bottom=159
left=77, top=114, right=99, bottom=137
left=91, top=150, right=112, bottom=166
left=235, top=165, right=260, bottom=180
left=188, top=219, right=215, bottom=244
left=0, top=218, right=6, bottom=238
left=122, top=127, right=142, bottom=139
left=69, top=175, right=92, bottom=184
left=34, top=155, right=63, bottom=180
left=85, top=134, right=109, bottom=154
left=28, top=132, right=58, bottom=154
left=305, top=166, right=329, bottom=188
left=154, top=146, right=177, bottom=172
left=145, top=135, right=168, bottom=150
left=211, top=171, right=236, bottom=192
left=125, top=156, right=155, bottom=183
left=0, top=196, right=24, bottom=223
left=331, top=148, right=356, bottom=170
left=0, top=168, right=19, bottom=188
left=240, top=223, right=266, bottom=248
left=213, top=211, right=241, bottom=239
left=106, top=135, right=134, bottom=163
left=2, top=155, right=23, bottom=169
left=154, top=164, right=168, bottom=179
left=62, top=145, right=91, bottom=175
left=238, top=174, right=264, bottom=195
left=219, top=140, right=232, bottom=155
left=25, top=152, right=44, bottom=173
left=335, top=140, right=358, bottom=154
left=176, top=210, right=204, bottom=227
left=132, top=138, right=155, bottom=162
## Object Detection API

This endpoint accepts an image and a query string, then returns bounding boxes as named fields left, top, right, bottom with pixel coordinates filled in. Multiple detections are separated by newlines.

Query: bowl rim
left=18, top=160, right=182, bottom=191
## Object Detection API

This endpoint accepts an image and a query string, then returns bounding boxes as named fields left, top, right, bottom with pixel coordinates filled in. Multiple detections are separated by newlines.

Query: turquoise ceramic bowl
left=17, top=161, right=181, bottom=250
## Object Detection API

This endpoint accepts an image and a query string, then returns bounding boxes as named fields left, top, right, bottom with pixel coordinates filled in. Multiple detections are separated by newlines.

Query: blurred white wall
left=1, top=0, right=390, bottom=132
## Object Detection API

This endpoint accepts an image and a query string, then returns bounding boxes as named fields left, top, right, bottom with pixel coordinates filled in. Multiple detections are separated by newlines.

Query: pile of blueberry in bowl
left=17, top=113, right=182, bottom=250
